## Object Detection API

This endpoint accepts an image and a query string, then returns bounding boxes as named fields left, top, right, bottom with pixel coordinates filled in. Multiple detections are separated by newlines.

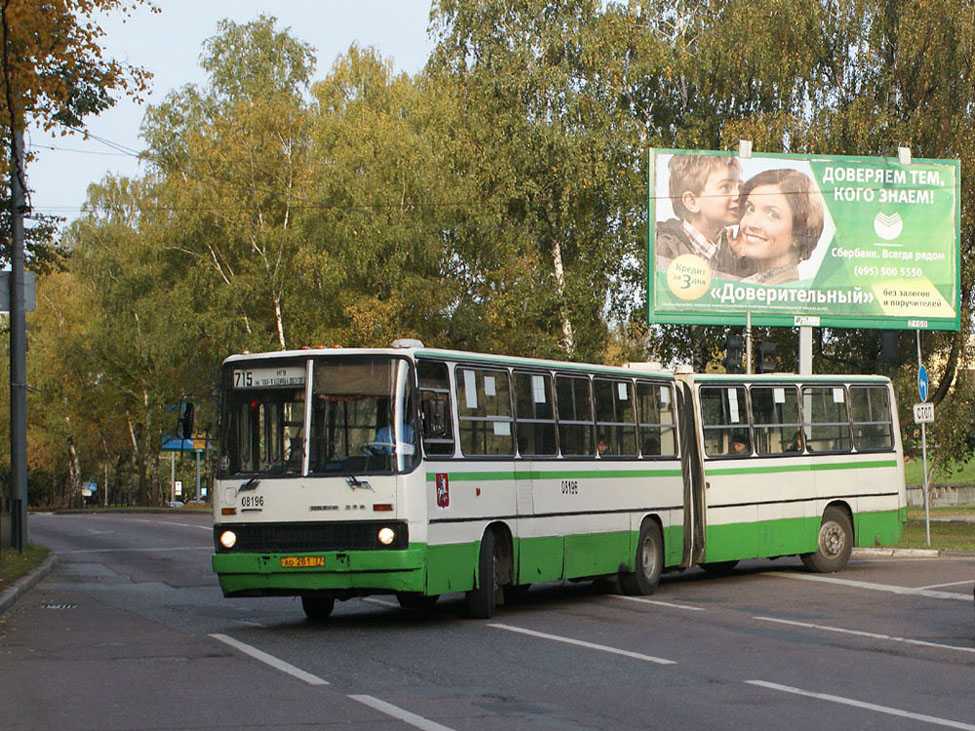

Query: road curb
left=0, top=553, right=57, bottom=616
left=852, top=547, right=941, bottom=559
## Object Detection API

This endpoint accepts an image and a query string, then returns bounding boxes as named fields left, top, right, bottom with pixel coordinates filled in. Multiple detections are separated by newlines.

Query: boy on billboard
left=656, top=154, right=752, bottom=279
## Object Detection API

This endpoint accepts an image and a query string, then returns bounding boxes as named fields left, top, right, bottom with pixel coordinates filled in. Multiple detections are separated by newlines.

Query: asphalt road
left=2, top=511, right=973, bottom=730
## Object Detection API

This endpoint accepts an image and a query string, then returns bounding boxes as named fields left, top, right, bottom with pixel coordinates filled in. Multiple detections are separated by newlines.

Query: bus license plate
left=280, top=556, right=325, bottom=568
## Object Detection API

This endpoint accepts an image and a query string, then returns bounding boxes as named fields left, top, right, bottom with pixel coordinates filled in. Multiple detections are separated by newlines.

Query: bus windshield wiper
left=237, top=477, right=261, bottom=493
left=346, top=474, right=374, bottom=491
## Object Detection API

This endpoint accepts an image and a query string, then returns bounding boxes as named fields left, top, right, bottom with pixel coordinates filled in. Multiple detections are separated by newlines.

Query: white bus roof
left=223, top=345, right=677, bottom=381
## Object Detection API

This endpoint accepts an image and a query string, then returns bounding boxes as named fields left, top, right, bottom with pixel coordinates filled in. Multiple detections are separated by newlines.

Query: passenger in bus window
left=597, top=435, right=609, bottom=456
left=731, top=431, right=750, bottom=455
left=785, top=430, right=805, bottom=452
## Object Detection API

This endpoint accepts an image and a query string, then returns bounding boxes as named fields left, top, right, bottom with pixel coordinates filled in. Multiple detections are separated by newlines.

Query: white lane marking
left=763, top=572, right=971, bottom=601
left=209, top=633, right=328, bottom=685
left=133, top=519, right=212, bottom=531
left=918, top=579, right=975, bottom=591
left=489, top=623, right=676, bottom=665
left=349, top=695, right=456, bottom=731
left=363, top=597, right=398, bottom=608
left=747, top=680, right=975, bottom=730
left=754, top=616, right=975, bottom=655
left=614, top=595, right=705, bottom=611
left=57, top=546, right=211, bottom=555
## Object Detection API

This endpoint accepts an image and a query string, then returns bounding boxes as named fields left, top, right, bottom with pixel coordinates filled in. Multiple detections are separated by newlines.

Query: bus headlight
left=377, top=527, right=396, bottom=546
left=219, top=530, right=237, bottom=549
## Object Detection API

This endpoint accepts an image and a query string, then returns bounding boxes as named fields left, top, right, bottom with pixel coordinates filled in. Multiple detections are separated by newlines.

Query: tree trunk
left=551, top=238, right=575, bottom=356
left=128, top=418, right=149, bottom=506
left=274, top=293, right=286, bottom=349
left=67, top=436, right=82, bottom=506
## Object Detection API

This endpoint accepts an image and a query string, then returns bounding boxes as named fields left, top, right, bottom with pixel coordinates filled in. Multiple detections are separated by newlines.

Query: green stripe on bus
left=427, top=459, right=897, bottom=482
left=425, top=469, right=684, bottom=481
left=706, top=458, right=898, bottom=476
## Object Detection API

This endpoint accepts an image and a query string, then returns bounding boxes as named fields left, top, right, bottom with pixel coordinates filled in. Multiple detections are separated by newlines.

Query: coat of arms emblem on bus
left=435, top=473, right=449, bottom=508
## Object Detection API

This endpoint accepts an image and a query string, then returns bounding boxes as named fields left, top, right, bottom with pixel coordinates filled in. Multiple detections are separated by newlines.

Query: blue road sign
left=918, top=365, right=929, bottom=402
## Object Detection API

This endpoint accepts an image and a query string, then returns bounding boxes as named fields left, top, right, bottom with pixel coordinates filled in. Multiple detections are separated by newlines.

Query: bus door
left=512, top=371, right=562, bottom=584
left=751, top=384, right=813, bottom=556
left=698, top=383, right=755, bottom=563
left=678, top=382, right=706, bottom=567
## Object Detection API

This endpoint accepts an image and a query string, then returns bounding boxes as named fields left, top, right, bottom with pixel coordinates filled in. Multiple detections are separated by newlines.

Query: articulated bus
left=211, top=340, right=906, bottom=620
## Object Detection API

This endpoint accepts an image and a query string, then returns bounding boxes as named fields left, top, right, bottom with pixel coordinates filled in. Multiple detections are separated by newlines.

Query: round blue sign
left=918, top=365, right=929, bottom=402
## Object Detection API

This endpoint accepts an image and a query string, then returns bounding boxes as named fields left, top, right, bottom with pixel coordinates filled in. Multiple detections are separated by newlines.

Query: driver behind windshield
left=367, top=395, right=416, bottom=455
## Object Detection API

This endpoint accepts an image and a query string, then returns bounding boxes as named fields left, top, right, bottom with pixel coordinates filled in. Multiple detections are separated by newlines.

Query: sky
left=25, top=1, right=436, bottom=224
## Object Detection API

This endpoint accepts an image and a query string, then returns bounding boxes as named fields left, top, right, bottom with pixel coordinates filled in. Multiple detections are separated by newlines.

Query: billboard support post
left=917, top=329, right=930, bottom=545
left=799, top=327, right=812, bottom=375
left=745, top=312, right=752, bottom=373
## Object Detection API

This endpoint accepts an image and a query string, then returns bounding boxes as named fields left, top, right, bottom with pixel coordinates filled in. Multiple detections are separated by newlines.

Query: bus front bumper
left=212, top=546, right=427, bottom=597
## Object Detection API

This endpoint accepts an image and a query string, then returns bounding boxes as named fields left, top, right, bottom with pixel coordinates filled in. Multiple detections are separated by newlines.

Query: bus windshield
left=221, top=355, right=417, bottom=476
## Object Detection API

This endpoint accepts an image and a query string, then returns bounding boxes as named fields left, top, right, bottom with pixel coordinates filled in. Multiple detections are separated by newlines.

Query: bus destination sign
left=233, top=366, right=306, bottom=389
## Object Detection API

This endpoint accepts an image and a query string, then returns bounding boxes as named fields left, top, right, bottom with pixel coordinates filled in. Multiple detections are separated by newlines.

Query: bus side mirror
left=180, top=402, right=195, bottom=440
left=421, top=393, right=448, bottom=437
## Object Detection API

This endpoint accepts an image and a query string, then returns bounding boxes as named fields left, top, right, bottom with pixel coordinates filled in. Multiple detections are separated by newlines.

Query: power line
left=28, top=141, right=135, bottom=157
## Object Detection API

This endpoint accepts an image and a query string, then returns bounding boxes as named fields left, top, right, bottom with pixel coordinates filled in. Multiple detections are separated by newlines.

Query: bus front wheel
left=301, top=594, right=335, bottom=622
left=801, top=507, right=853, bottom=573
left=466, top=530, right=499, bottom=619
left=621, top=521, right=663, bottom=595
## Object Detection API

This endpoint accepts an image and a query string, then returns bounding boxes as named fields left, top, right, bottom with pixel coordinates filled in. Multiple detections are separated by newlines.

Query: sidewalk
left=1, top=555, right=359, bottom=731
left=0, top=553, right=57, bottom=615
left=853, top=547, right=941, bottom=559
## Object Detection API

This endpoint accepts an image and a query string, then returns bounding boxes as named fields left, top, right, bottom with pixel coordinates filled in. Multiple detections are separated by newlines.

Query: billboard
left=647, top=149, right=960, bottom=330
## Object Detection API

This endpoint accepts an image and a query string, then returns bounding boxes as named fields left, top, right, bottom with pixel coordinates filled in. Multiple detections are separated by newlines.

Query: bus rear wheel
left=301, top=594, right=335, bottom=622
left=621, top=521, right=663, bottom=595
left=466, top=529, right=499, bottom=619
left=801, top=507, right=853, bottom=573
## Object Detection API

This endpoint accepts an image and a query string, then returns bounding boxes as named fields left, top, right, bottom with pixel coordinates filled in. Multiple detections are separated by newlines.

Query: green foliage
left=1, top=0, right=156, bottom=267
left=17, top=2, right=975, bottom=503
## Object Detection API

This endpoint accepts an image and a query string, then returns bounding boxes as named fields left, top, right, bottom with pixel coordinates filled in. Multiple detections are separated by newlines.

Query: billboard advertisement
left=647, top=149, right=960, bottom=330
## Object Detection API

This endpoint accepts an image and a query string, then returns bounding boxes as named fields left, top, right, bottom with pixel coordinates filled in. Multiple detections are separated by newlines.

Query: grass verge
left=903, top=458, right=975, bottom=486
left=900, top=505, right=975, bottom=550
left=0, top=543, right=52, bottom=592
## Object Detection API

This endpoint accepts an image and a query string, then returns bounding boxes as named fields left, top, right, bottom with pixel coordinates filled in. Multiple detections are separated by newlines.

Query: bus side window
left=513, top=371, right=557, bottom=456
left=635, top=381, right=677, bottom=458
left=802, top=385, right=852, bottom=453
left=455, top=367, right=514, bottom=456
left=593, top=378, right=638, bottom=457
left=850, top=385, right=894, bottom=451
left=700, top=386, right=751, bottom=457
left=751, top=385, right=800, bottom=455
left=417, top=360, right=455, bottom=457
left=555, top=374, right=593, bottom=456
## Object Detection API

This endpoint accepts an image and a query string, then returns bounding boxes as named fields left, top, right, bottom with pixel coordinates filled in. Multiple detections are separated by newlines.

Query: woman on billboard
left=733, top=168, right=825, bottom=285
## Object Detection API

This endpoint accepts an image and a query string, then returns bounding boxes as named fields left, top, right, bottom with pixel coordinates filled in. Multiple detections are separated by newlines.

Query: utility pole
left=9, top=125, right=28, bottom=551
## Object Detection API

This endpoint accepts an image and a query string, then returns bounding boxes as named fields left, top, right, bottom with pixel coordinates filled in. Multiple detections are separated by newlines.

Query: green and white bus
left=211, top=340, right=906, bottom=619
